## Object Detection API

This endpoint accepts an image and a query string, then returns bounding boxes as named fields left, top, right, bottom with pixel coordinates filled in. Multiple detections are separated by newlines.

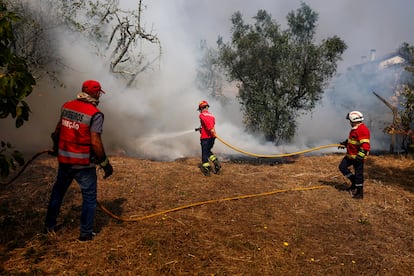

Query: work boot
left=209, top=155, right=221, bottom=174
left=200, top=163, right=211, bottom=176
left=346, top=175, right=356, bottom=191
left=352, top=187, right=363, bottom=199
left=213, top=159, right=221, bottom=174
left=78, top=232, right=96, bottom=242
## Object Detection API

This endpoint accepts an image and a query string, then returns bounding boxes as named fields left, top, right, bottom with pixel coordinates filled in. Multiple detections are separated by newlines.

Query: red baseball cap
left=81, top=80, right=105, bottom=95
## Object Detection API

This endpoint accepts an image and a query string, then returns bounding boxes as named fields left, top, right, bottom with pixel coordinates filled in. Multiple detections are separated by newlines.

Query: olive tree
left=7, top=0, right=161, bottom=87
left=217, top=3, right=346, bottom=143
left=52, top=0, right=161, bottom=86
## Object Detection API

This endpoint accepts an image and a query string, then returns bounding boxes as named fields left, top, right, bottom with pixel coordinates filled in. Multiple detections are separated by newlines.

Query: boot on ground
left=200, top=163, right=211, bottom=176
left=352, top=187, right=363, bottom=199
left=346, top=175, right=356, bottom=191
left=209, top=155, right=221, bottom=174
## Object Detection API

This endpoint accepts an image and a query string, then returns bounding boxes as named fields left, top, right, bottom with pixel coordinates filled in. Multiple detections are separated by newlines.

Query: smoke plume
left=2, top=0, right=414, bottom=160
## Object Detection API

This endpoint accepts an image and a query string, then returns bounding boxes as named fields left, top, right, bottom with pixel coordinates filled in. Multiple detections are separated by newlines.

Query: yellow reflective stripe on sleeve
left=348, top=139, right=359, bottom=145
left=348, top=138, right=370, bottom=145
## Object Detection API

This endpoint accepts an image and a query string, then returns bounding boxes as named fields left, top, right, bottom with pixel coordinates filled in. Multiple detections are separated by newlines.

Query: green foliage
left=217, top=3, right=346, bottom=143
left=0, top=2, right=35, bottom=127
left=0, top=141, right=24, bottom=178
left=0, top=2, right=35, bottom=177
left=398, top=44, right=414, bottom=133
left=399, top=84, right=414, bottom=130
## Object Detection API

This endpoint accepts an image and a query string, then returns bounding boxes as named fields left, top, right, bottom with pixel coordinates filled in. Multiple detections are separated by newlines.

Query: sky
left=138, top=0, right=414, bottom=70
left=2, top=0, right=414, bottom=160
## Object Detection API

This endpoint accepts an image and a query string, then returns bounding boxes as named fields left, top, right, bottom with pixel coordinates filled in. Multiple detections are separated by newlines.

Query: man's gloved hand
left=355, top=149, right=367, bottom=164
left=100, top=157, right=113, bottom=179
left=49, top=132, right=59, bottom=156
left=195, top=127, right=201, bottom=132
left=338, top=140, right=347, bottom=149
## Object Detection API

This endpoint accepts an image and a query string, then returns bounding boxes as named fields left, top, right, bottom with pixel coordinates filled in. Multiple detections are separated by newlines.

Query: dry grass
left=0, top=153, right=413, bottom=275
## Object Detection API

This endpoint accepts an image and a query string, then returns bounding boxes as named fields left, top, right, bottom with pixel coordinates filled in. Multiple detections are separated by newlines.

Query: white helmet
left=346, top=111, right=364, bottom=123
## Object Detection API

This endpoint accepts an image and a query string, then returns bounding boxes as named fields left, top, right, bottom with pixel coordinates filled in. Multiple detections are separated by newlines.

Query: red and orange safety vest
left=57, top=100, right=101, bottom=165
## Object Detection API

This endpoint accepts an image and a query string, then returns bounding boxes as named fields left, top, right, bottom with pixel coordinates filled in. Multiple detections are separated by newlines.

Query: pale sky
left=136, top=0, right=414, bottom=71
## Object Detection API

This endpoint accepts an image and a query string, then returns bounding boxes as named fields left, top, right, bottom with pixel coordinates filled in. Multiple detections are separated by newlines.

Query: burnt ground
left=0, top=153, right=413, bottom=275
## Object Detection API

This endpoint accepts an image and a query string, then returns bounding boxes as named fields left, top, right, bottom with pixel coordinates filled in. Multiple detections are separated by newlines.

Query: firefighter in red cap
left=338, top=111, right=370, bottom=199
left=195, top=100, right=221, bottom=176
left=45, top=80, right=113, bottom=241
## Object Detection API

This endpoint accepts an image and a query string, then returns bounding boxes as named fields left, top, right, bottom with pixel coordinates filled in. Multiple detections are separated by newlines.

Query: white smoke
left=2, top=0, right=414, bottom=160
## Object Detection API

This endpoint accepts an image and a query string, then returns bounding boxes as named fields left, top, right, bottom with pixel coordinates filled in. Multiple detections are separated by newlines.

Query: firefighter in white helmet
left=338, top=111, right=370, bottom=199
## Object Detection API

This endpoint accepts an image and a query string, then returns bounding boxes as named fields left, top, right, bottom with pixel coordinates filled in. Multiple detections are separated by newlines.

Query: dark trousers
left=45, top=164, right=97, bottom=237
left=338, top=157, right=364, bottom=186
left=201, top=138, right=215, bottom=164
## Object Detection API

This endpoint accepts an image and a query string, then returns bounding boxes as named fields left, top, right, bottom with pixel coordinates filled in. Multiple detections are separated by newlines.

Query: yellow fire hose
left=98, top=135, right=341, bottom=222
left=215, top=134, right=341, bottom=158
left=2, top=138, right=342, bottom=223
left=98, top=136, right=340, bottom=221
left=98, top=186, right=329, bottom=222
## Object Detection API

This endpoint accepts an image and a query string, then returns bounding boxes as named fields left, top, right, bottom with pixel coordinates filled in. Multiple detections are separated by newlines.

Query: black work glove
left=99, top=157, right=113, bottom=179
left=49, top=132, right=59, bottom=156
left=195, top=127, right=201, bottom=132
left=338, top=140, right=347, bottom=149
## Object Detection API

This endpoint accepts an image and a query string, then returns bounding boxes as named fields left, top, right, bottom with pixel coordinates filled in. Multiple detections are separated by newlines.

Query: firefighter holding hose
left=338, top=111, right=370, bottom=199
left=195, top=100, right=221, bottom=176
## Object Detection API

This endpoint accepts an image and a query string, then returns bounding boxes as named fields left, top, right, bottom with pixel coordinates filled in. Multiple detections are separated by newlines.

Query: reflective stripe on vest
left=58, top=100, right=100, bottom=165
left=58, top=149, right=90, bottom=159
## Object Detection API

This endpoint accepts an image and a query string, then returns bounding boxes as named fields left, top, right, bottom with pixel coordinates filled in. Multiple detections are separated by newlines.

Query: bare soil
left=0, top=153, right=413, bottom=275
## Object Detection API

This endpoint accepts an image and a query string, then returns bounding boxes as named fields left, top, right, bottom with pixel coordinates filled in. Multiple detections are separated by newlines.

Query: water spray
left=138, top=129, right=195, bottom=147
